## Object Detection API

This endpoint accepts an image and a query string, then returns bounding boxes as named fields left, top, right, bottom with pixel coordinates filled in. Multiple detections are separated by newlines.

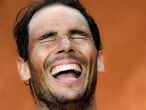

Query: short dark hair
left=13, top=0, right=101, bottom=61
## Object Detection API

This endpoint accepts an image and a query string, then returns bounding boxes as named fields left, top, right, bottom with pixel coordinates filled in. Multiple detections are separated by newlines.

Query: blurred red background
left=0, top=0, right=146, bottom=110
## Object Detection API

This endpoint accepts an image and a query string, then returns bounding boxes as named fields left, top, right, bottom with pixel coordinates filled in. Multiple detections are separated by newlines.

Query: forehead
left=28, top=4, right=89, bottom=35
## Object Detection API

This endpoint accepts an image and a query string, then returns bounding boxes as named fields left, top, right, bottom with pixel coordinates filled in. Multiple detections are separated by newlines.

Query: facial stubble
left=28, top=55, right=97, bottom=110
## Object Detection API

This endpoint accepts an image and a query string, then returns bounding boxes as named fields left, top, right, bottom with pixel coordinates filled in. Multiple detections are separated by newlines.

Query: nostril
left=68, top=49, right=74, bottom=53
left=57, top=50, right=65, bottom=54
left=56, top=49, right=74, bottom=54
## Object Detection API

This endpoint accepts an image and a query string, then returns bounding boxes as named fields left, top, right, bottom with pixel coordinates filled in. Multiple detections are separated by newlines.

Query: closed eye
left=70, top=29, right=90, bottom=39
left=38, top=32, right=57, bottom=42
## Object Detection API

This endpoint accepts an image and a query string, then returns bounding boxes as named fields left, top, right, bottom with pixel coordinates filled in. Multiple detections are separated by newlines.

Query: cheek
left=29, top=44, right=52, bottom=68
left=79, top=41, right=97, bottom=60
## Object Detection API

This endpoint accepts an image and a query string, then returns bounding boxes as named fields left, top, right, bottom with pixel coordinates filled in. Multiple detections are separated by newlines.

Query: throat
left=36, top=94, right=97, bottom=110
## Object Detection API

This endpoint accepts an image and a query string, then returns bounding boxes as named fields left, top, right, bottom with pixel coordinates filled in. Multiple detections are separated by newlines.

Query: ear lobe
left=17, top=58, right=31, bottom=81
left=97, top=51, right=105, bottom=73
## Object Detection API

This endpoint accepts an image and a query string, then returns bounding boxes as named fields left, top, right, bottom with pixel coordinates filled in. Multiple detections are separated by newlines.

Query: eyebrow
left=69, top=29, right=89, bottom=36
left=38, top=32, right=57, bottom=40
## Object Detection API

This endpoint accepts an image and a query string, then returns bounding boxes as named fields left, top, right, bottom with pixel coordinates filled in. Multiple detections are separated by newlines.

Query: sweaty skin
left=25, top=4, right=98, bottom=110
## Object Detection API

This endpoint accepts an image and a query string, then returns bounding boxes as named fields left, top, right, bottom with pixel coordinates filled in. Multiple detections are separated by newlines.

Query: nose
left=56, top=35, right=74, bottom=54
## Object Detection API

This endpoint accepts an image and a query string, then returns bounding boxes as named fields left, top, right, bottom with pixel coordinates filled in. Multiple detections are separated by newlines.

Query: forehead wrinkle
left=28, top=4, right=90, bottom=37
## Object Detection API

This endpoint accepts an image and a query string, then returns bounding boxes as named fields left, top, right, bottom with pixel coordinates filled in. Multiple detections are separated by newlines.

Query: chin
left=52, top=88, right=86, bottom=103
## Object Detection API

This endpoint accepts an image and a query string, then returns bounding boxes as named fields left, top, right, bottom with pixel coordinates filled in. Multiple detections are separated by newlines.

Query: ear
left=97, top=51, right=105, bottom=73
left=17, top=58, right=31, bottom=81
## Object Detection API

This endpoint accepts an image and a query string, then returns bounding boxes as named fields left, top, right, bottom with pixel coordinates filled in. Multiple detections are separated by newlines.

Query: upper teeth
left=50, top=64, right=81, bottom=76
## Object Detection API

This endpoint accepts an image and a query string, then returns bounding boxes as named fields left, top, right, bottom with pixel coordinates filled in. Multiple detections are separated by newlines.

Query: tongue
left=56, top=72, right=77, bottom=81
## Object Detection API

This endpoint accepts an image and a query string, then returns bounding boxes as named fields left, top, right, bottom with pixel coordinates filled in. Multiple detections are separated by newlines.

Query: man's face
left=28, top=4, right=98, bottom=103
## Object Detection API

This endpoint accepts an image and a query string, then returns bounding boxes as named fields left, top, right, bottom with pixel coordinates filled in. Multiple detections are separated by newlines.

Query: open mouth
left=50, top=64, right=82, bottom=80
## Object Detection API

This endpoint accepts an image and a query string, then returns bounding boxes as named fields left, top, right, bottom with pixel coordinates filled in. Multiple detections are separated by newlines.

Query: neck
left=35, top=94, right=97, bottom=110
